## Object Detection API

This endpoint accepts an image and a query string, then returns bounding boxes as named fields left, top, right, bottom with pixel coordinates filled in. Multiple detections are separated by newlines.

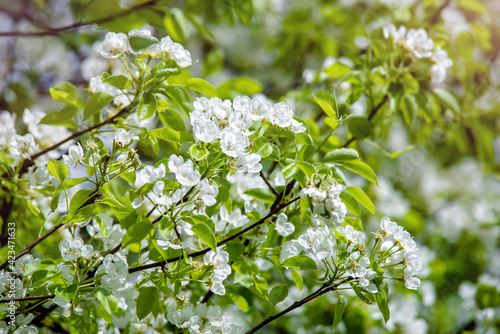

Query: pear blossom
left=236, top=153, right=262, bottom=173
left=114, top=128, right=133, bottom=146
left=406, top=28, right=434, bottom=58
left=100, top=32, right=128, bottom=58
left=174, top=160, right=201, bottom=186
left=62, top=143, right=84, bottom=167
left=345, top=251, right=370, bottom=278
left=220, top=127, right=249, bottom=158
left=198, top=179, right=218, bottom=206
left=405, top=276, right=421, bottom=290
left=430, top=46, right=453, bottom=83
left=59, top=237, right=95, bottom=261
left=383, top=24, right=407, bottom=43
left=275, top=213, right=295, bottom=237
left=135, top=164, right=166, bottom=188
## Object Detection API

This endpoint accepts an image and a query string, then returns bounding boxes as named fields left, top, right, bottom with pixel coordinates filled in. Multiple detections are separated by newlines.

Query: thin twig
left=342, top=94, right=389, bottom=148
left=0, top=0, right=160, bottom=38
left=245, top=278, right=352, bottom=334
left=260, top=170, right=280, bottom=196
left=128, top=196, right=300, bottom=273
left=0, top=295, right=54, bottom=304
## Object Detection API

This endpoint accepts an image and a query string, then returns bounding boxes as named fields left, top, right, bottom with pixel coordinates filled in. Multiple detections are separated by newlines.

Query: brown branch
left=342, top=94, right=389, bottom=148
left=128, top=196, right=301, bottom=274
left=245, top=278, right=353, bottom=334
left=0, top=295, right=54, bottom=304
left=260, top=170, right=280, bottom=196
left=19, top=107, right=130, bottom=175
left=0, top=0, right=160, bottom=38
left=0, top=190, right=101, bottom=271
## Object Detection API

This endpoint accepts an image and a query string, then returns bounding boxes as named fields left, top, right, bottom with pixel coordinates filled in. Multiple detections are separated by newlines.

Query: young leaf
left=164, top=8, right=188, bottom=43
left=376, top=292, right=390, bottom=323
left=324, top=148, right=359, bottom=163
left=152, top=59, right=181, bottom=78
left=122, top=219, right=154, bottom=247
left=331, top=295, right=346, bottom=329
left=83, top=92, right=114, bottom=120
left=149, top=127, right=181, bottom=142
left=342, top=160, right=378, bottom=185
left=314, top=96, right=337, bottom=119
left=251, top=272, right=268, bottom=296
left=339, top=192, right=360, bottom=217
left=346, top=186, right=375, bottom=214
left=270, top=284, right=288, bottom=305
left=190, top=143, right=209, bottom=160
left=192, top=223, right=217, bottom=251
left=324, top=62, right=351, bottom=78
left=291, top=269, right=303, bottom=291
left=281, top=256, right=317, bottom=270
left=432, top=88, right=459, bottom=114
left=102, top=74, right=131, bottom=90
left=138, top=92, right=158, bottom=121
left=158, top=109, right=186, bottom=131
left=251, top=136, right=273, bottom=158
left=26, top=201, right=44, bottom=221
left=136, top=286, right=159, bottom=320
left=186, top=78, right=219, bottom=98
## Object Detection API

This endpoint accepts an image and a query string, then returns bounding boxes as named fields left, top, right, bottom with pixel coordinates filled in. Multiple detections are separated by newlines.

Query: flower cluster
left=190, top=96, right=305, bottom=171
left=100, top=29, right=192, bottom=68
left=383, top=24, right=453, bottom=83
left=300, top=181, right=347, bottom=224
left=203, top=249, right=231, bottom=295
left=0, top=112, right=38, bottom=162
left=377, top=217, right=422, bottom=290
left=59, top=237, right=95, bottom=261
left=167, top=303, right=239, bottom=333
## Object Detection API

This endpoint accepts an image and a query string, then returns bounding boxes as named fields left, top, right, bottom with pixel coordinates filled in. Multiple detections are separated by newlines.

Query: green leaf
left=24, top=263, right=55, bottom=276
left=136, top=286, right=159, bottom=320
left=270, top=284, right=288, bottom=305
left=324, top=62, right=351, bottom=78
left=158, top=109, right=185, bottom=131
left=346, top=186, right=375, bottom=214
left=291, top=269, right=303, bottom=291
left=138, top=92, right=158, bottom=121
left=296, top=161, right=315, bottom=178
left=230, top=294, right=249, bottom=312
left=47, top=160, right=69, bottom=182
left=324, top=148, right=359, bottom=163
left=343, top=217, right=363, bottom=231
left=151, top=59, right=181, bottom=78
left=458, top=0, right=485, bottom=13
left=39, top=106, right=78, bottom=127
left=376, top=292, right=390, bottom=323
left=339, top=192, right=360, bottom=217
left=217, top=186, right=232, bottom=213
left=192, top=223, right=217, bottom=251
left=69, top=188, right=93, bottom=214
left=432, top=88, right=459, bottom=114
left=342, top=160, right=378, bottom=185
left=297, top=144, right=316, bottom=162
left=95, top=215, right=108, bottom=237
left=189, top=143, right=209, bottom=160
left=122, top=219, right=153, bottom=247
left=325, top=117, right=339, bottom=130
left=164, top=86, right=192, bottom=117
left=164, top=8, right=188, bottom=43
left=83, top=92, right=114, bottom=120
left=349, top=117, right=372, bottom=139
left=282, top=256, right=317, bottom=270
left=282, top=162, right=298, bottom=179
left=186, top=78, right=219, bottom=98
left=149, top=127, right=181, bottom=142
left=218, top=77, right=263, bottom=98
left=244, top=188, right=275, bottom=203
left=314, top=96, right=336, bottom=119
left=95, top=288, right=119, bottom=315
left=191, top=215, right=215, bottom=233
left=252, top=272, right=268, bottom=296
left=225, top=242, right=245, bottom=262
left=350, top=282, right=372, bottom=304
left=129, top=36, right=157, bottom=52
left=102, top=74, right=131, bottom=90
left=401, top=94, right=418, bottom=127
left=49, top=82, right=78, bottom=105
left=54, top=284, right=77, bottom=302
left=251, top=137, right=272, bottom=158
left=456, top=32, right=475, bottom=62
left=26, top=201, right=44, bottom=221
left=331, top=295, right=346, bottom=329
left=475, top=284, right=500, bottom=309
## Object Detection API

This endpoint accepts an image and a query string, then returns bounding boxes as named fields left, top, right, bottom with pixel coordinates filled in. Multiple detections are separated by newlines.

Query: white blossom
left=59, top=237, right=94, bottom=261
left=275, top=213, right=294, bottom=237
left=114, top=128, right=133, bottom=146
left=63, top=143, right=84, bottom=168
left=100, top=32, right=129, bottom=59
left=198, top=179, right=218, bottom=206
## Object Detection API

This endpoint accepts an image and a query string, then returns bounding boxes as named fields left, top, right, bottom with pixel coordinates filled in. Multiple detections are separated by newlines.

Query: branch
left=128, top=196, right=301, bottom=274
left=19, top=107, right=130, bottom=175
left=342, top=94, right=389, bottom=148
left=0, top=0, right=160, bottom=38
left=245, top=283, right=336, bottom=333
left=0, top=295, right=54, bottom=304
left=0, top=190, right=101, bottom=271
left=260, top=170, right=280, bottom=196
